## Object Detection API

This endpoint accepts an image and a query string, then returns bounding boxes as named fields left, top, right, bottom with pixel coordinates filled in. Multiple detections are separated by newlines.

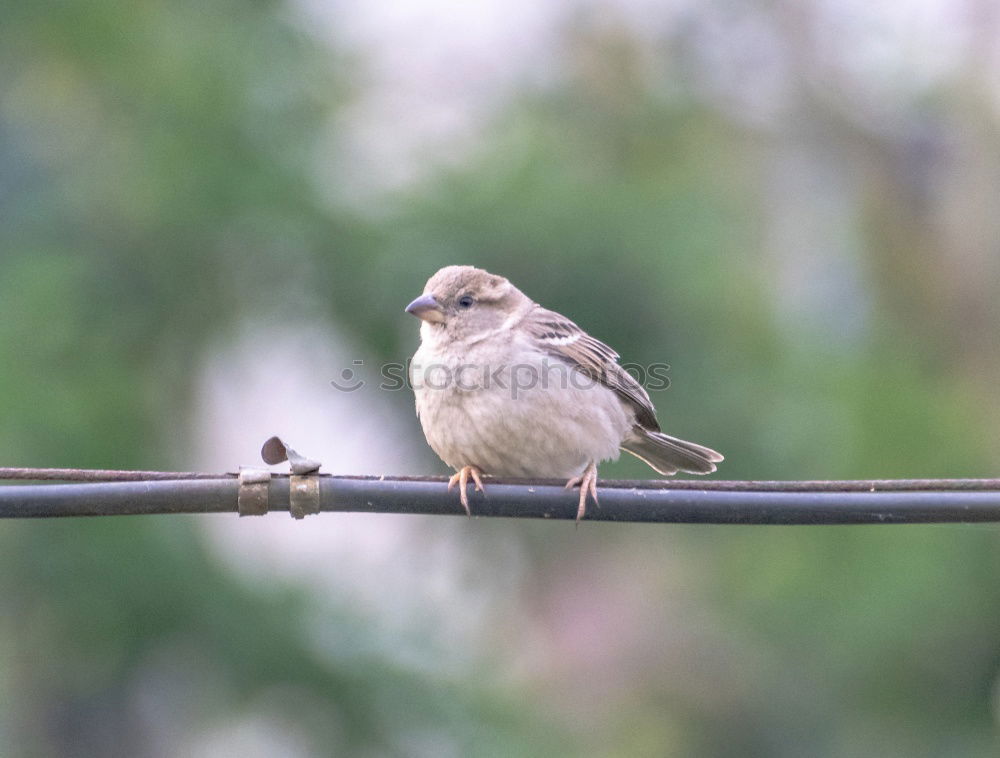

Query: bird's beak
left=405, top=293, right=445, bottom=323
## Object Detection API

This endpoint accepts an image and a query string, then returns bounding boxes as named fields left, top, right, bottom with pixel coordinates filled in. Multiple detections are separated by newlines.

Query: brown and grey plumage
left=405, top=265, right=723, bottom=520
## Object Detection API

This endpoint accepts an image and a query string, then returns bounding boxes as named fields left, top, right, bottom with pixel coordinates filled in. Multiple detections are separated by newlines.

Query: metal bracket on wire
left=237, top=437, right=323, bottom=519
left=237, top=468, right=271, bottom=517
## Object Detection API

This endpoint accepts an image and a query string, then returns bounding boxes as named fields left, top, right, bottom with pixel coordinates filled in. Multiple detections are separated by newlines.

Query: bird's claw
left=565, top=461, right=599, bottom=523
left=448, top=465, right=484, bottom=516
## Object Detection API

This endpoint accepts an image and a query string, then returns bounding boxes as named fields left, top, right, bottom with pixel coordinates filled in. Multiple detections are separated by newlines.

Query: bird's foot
left=564, top=460, right=599, bottom=523
left=447, top=465, right=485, bottom=516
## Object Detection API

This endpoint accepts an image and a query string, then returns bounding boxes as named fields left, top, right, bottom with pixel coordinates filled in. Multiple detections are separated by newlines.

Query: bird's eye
left=458, top=295, right=475, bottom=308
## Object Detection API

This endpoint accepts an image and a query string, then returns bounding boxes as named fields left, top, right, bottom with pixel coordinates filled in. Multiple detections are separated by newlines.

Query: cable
left=3, top=471, right=1000, bottom=524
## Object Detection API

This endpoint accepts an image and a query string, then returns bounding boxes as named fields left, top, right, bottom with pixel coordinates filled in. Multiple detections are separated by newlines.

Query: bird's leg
left=564, top=460, right=599, bottom=522
left=447, top=465, right=485, bottom=516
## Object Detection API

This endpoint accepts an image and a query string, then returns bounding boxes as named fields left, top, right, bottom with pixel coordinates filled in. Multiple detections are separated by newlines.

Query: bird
left=405, top=265, right=723, bottom=521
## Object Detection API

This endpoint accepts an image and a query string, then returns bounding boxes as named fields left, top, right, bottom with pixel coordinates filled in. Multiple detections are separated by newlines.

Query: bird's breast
left=410, top=342, right=631, bottom=478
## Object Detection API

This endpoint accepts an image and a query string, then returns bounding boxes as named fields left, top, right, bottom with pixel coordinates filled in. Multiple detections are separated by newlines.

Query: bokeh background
left=3, top=0, right=1000, bottom=755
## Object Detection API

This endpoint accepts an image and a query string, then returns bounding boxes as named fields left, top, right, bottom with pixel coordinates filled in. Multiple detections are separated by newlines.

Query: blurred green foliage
left=2, top=0, right=1000, bottom=756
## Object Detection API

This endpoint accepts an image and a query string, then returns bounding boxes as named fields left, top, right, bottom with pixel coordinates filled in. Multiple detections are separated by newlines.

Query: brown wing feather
left=524, top=306, right=660, bottom=431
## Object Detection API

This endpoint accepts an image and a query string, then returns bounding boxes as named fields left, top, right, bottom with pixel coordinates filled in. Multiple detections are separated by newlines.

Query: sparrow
left=405, top=265, right=723, bottom=521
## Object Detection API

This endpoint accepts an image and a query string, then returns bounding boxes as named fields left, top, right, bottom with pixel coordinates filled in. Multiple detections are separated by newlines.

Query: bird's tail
left=621, top=428, right=724, bottom=476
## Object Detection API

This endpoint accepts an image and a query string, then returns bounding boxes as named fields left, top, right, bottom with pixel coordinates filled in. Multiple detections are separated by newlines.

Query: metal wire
left=0, top=467, right=229, bottom=481
left=3, top=467, right=1000, bottom=490
left=2, top=468, right=1000, bottom=523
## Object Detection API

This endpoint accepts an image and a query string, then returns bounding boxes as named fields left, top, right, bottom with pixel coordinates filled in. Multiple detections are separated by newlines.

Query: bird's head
left=406, top=265, right=531, bottom=343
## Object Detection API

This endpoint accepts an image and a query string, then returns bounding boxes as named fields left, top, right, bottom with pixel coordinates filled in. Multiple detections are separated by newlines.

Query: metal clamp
left=258, top=436, right=322, bottom=519
left=289, top=475, right=321, bottom=519
left=238, top=467, right=271, bottom=516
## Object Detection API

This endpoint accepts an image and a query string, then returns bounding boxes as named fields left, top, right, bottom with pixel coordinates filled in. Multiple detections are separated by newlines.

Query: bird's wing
left=523, top=306, right=660, bottom=431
